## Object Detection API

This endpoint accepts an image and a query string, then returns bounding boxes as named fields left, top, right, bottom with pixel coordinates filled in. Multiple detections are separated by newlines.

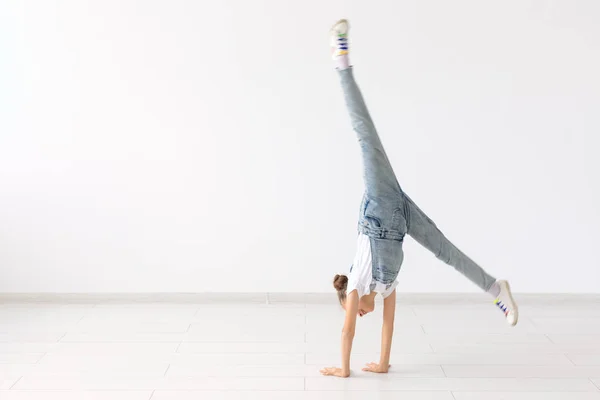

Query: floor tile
left=426, top=334, right=550, bottom=344
left=519, top=306, right=600, bottom=318
left=0, top=364, right=35, bottom=376
left=35, top=353, right=171, bottom=368
left=195, top=314, right=306, bottom=326
left=442, top=365, right=600, bottom=378
left=421, top=320, right=539, bottom=335
left=73, top=321, right=191, bottom=333
left=86, top=306, right=197, bottom=319
left=453, top=393, right=600, bottom=400
left=21, top=362, right=169, bottom=377
left=185, top=327, right=305, bottom=342
left=549, top=335, right=600, bottom=345
left=0, top=391, right=153, bottom=400
left=0, top=354, right=44, bottom=364
left=150, top=391, right=454, bottom=400
left=0, top=343, right=58, bottom=353
left=531, top=318, right=600, bottom=334
left=1, top=377, right=20, bottom=390
left=194, top=305, right=306, bottom=317
left=0, top=333, right=64, bottom=342
left=59, top=333, right=184, bottom=342
left=412, top=308, right=514, bottom=323
left=13, top=376, right=304, bottom=390
left=568, top=355, right=600, bottom=366
left=165, top=365, right=317, bottom=377
left=168, top=353, right=305, bottom=366
left=45, top=342, right=179, bottom=354
left=177, top=342, right=307, bottom=354
left=305, top=377, right=598, bottom=391
left=431, top=342, right=600, bottom=354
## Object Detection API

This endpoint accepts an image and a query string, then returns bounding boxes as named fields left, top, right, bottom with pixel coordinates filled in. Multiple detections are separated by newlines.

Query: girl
left=320, top=19, right=518, bottom=378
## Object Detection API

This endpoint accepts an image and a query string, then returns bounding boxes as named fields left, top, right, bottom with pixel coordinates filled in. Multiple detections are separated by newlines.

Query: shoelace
left=495, top=299, right=509, bottom=316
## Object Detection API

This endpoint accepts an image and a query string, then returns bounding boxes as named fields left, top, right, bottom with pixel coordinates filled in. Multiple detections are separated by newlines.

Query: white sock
left=487, top=281, right=501, bottom=298
left=336, top=54, right=350, bottom=70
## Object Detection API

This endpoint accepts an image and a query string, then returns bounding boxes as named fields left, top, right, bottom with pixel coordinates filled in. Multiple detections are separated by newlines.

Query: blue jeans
left=339, top=67, right=496, bottom=291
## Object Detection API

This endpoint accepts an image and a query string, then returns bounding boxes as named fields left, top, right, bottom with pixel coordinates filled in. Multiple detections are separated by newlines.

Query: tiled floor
left=1, top=294, right=600, bottom=399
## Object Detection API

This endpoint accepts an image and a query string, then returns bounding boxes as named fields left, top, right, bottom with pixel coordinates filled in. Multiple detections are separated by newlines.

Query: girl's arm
left=363, top=289, right=395, bottom=373
left=379, top=289, right=396, bottom=369
left=341, top=289, right=359, bottom=374
left=320, top=289, right=359, bottom=378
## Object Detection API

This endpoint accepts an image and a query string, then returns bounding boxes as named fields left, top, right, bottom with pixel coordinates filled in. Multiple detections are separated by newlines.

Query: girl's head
left=333, top=274, right=375, bottom=317
left=333, top=274, right=348, bottom=306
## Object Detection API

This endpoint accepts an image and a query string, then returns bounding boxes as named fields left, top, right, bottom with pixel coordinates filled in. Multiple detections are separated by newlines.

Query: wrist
left=378, top=359, right=390, bottom=371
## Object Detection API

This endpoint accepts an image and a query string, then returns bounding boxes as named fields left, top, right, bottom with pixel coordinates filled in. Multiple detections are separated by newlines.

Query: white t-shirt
left=347, top=233, right=399, bottom=299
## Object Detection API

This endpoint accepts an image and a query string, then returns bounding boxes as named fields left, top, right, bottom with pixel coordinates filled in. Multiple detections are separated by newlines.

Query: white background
left=1, top=0, right=599, bottom=293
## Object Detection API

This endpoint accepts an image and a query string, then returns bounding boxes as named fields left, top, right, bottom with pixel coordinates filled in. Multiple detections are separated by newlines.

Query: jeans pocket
left=364, top=215, right=382, bottom=228
left=363, top=198, right=384, bottom=228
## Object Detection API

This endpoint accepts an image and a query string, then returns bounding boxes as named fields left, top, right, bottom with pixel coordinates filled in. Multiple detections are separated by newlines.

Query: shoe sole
left=330, top=19, right=349, bottom=35
left=504, top=281, right=519, bottom=327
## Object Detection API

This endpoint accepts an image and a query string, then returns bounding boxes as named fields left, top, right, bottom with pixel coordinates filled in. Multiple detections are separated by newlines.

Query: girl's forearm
left=341, top=330, right=354, bottom=375
left=379, top=322, right=393, bottom=367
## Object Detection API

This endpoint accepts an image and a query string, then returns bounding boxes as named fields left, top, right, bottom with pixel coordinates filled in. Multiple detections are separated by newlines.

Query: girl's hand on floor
left=362, top=362, right=390, bottom=373
left=319, top=367, right=350, bottom=378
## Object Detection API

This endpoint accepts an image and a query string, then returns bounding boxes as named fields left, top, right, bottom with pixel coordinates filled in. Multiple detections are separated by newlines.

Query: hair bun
left=333, top=274, right=348, bottom=291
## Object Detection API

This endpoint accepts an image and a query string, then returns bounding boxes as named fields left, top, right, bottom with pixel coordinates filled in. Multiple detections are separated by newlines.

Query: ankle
left=487, top=280, right=501, bottom=298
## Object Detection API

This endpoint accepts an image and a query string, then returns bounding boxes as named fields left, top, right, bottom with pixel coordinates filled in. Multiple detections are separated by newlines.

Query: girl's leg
left=404, top=194, right=497, bottom=291
left=338, top=68, right=401, bottom=199
left=333, top=21, right=401, bottom=200
left=406, top=196, right=519, bottom=326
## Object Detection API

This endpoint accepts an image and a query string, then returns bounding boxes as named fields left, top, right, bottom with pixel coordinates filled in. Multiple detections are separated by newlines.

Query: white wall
left=1, top=0, right=599, bottom=293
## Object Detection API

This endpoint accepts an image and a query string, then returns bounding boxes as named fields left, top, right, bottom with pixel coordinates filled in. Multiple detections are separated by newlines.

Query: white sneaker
left=330, top=19, right=349, bottom=59
left=494, top=280, right=519, bottom=326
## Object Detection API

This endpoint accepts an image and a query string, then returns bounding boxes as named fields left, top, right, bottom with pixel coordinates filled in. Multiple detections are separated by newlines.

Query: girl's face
left=358, top=296, right=374, bottom=317
left=343, top=296, right=374, bottom=317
